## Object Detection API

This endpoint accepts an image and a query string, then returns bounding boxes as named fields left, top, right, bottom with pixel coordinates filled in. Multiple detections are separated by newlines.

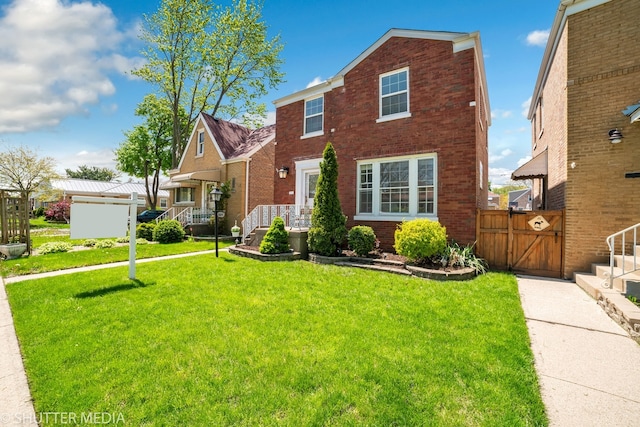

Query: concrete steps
left=574, top=251, right=640, bottom=339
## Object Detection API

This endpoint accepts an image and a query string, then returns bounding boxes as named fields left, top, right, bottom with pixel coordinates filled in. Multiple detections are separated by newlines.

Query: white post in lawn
left=70, top=192, right=142, bottom=280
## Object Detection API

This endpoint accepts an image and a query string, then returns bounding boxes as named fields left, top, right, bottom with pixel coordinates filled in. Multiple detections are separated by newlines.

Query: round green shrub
left=95, top=239, right=115, bottom=249
left=153, top=219, right=185, bottom=244
left=259, top=217, right=290, bottom=254
left=348, top=225, right=376, bottom=256
left=116, top=236, right=130, bottom=243
left=394, top=219, right=447, bottom=261
left=136, top=222, right=156, bottom=241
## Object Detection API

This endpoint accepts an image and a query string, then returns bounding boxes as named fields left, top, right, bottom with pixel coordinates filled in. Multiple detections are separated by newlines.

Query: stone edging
left=228, top=246, right=302, bottom=261
left=308, top=253, right=478, bottom=281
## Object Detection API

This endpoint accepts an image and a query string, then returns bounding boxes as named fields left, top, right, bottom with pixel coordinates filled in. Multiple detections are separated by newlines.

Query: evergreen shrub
left=394, top=219, right=447, bottom=262
left=348, top=225, right=376, bottom=256
left=259, top=217, right=290, bottom=254
left=136, top=222, right=156, bottom=241
left=153, top=220, right=185, bottom=244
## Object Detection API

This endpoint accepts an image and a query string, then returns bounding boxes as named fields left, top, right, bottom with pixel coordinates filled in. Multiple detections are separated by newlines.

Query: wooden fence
left=475, top=209, right=564, bottom=278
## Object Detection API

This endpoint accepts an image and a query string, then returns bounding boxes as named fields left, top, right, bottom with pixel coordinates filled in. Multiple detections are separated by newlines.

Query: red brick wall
left=275, top=36, right=488, bottom=250
left=248, top=141, right=275, bottom=212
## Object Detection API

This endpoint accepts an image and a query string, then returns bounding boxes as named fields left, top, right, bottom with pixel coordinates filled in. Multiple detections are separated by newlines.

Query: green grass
left=6, top=256, right=547, bottom=426
left=0, top=240, right=233, bottom=277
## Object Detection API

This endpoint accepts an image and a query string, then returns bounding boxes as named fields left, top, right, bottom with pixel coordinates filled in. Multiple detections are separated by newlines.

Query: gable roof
left=179, top=113, right=275, bottom=168
left=273, top=28, right=490, bottom=124
left=528, top=0, right=612, bottom=119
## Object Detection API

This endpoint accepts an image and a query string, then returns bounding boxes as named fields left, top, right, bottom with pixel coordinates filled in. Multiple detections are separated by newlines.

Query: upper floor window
left=304, top=96, right=324, bottom=136
left=378, top=68, right=410, bottom=122
left=197, top=130, right=205, bottom=156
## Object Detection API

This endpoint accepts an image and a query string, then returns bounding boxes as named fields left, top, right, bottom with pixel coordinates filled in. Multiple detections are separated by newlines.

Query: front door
left=304, top=171, right=319, bottom=208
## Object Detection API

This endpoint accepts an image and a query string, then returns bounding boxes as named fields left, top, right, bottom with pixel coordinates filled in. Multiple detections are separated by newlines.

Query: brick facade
left=274, top=30, right=489, bottom=250
left=529, top=0, right=640, bottom=277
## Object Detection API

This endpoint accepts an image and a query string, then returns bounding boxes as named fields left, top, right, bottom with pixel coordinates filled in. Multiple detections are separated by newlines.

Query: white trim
left=379, top=67, right=410, bottom=120
left=376, top=112, right=412, bottom=123
left=196, top=129, right=205, bottom=156
left=355, top=153, right=438, bottom=220
left=528, top=0, right=612, bottom=119
left=303, top=95, right=324, bottom=136
left=300, top=131, right=324, bottom=140
left=294, top=158, right=322, bottom=207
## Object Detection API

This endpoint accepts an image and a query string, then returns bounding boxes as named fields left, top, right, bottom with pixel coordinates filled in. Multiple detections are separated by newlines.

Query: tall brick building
left=514, top=0, right=640, bottom=278
left=272, top=29, right=490, bottom=250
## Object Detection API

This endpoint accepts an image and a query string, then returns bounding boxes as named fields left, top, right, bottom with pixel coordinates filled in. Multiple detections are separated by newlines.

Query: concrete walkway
left=2, top=258, right=640, bottom=425
left=518, top=275, right=640, bottom=426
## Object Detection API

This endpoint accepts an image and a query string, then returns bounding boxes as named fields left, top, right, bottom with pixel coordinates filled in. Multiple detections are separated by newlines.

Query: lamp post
left=210, top=187, right=223, bottom=257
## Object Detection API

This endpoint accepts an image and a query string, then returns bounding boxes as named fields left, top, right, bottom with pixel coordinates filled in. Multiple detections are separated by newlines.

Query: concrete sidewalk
left=518, top=275, right=640, bottom=426
left=0, top=275, right=37, bottom=426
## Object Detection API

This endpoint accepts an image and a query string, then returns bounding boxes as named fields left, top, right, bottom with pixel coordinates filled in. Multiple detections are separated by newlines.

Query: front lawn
left=6, top=255, right=547, bottom=426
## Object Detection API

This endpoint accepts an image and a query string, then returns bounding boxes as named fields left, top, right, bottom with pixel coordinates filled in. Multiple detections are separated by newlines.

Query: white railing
left=157, top=207, right=213, bottom=226
left=241, top=205, right=313, bottom=238
left=606, top=222, right=640, bottom=288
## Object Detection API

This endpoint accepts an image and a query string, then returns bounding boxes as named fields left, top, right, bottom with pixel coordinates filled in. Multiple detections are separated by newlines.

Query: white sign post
left=71, top=192, right=142, bottom=279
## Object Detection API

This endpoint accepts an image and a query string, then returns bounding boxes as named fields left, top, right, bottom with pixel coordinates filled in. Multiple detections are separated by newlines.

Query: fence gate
left=476, top=209, right=564, bottom=278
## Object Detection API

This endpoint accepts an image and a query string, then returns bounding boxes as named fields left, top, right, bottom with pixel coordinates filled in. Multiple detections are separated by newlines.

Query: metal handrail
left=606, top=222, right=640, bottom=288
left=241, top=205, right=313, bottom=238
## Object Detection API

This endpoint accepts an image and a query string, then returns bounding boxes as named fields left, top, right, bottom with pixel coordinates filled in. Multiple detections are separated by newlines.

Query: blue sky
left=0, top=0, right=559, bottom=186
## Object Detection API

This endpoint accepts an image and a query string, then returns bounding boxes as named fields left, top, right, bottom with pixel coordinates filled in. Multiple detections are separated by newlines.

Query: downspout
left=245, top=159, right=250, bottom=218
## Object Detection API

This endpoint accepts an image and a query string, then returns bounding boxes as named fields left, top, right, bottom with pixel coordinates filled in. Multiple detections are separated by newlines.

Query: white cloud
left=491, top=109, right=513, bottom=120
left=521, top=96, right=532, bottom=118
left=306, top=77, right=324, bottom=88
left=489, top=148, right=514, bottom=164
left=0, top=0, right=143, bottom=133
left=488, top=167, right=514, bottom=187
left=517, top=155, right=532, bottom=167
left=526, top=29, right=550, bottom=47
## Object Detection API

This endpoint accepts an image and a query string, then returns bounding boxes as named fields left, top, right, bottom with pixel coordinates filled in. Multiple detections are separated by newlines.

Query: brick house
left=512, top=0, right=640, bottom=278
left=161, top=113, right=275, bottom=233
left=272, top=29, right=490, bottom=250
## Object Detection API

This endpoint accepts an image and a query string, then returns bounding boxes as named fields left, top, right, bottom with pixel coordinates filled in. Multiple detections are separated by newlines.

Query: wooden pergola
left=0, top=189, right=31, bottom=253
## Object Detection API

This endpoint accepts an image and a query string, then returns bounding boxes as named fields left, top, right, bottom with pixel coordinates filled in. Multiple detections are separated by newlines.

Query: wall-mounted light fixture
left=278, top=166, right=289, bottom=179
left=609, top=129, right=624, bottom=144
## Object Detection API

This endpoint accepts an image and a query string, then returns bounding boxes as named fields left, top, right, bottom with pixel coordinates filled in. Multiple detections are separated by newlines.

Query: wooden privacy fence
left=475, top=209, right=564, bottom=278
left=0, top=189, right=31, bottom=252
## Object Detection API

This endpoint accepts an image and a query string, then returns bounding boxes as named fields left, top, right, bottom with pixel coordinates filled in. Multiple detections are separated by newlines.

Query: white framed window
left=159, top=198, right=168, bottom=209
left=356, top=153, right=437, bottom=221
left=377, top=67, right=411, bottom=123
left=197, top=130, right=205, bottom=156
left=175, top=187, right=195, bottom=203
left=303, top=96, right=324, bottom=137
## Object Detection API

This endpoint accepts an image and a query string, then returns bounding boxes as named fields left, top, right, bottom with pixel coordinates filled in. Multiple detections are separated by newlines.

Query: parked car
left=136, top=210, right=165, bottom=223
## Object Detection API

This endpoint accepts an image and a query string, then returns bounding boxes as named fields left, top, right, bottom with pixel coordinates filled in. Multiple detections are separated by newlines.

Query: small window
left=380, top=68, right=409, bottom=119
left=358, top=164, right=373, bottom=214
left=197, top=130, right=205, bottom=156
left=175, top=188, right=194, bottom=203
left=304, top=97, right=323, bottom=135
left=159, top=198, right=168, bottom=208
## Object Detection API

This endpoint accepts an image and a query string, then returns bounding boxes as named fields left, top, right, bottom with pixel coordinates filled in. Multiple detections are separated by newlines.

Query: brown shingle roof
left=201, top=113, right=274, bottom=159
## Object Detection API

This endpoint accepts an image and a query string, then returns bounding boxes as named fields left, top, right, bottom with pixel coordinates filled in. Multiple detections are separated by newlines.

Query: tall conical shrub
left=307, top=142, right=347, bottom=256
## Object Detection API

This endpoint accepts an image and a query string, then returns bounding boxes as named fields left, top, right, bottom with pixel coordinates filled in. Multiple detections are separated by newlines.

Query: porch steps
left=574, top=255, right=640, bottom=339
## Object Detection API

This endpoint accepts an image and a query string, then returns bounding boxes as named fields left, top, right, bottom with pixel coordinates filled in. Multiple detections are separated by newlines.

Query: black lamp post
left=210, top=187, right=223, bottom=257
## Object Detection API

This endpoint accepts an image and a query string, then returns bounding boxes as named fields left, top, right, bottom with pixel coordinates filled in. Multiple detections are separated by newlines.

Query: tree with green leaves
left=133, top=0, right=285, bottom=167
left=0, top=145, right=59, bottom=198
left=308, top=143, right=347, bottom=256
left=115, top=94, right=183, bottom=210
left=65, top=165, right=120, bottom=181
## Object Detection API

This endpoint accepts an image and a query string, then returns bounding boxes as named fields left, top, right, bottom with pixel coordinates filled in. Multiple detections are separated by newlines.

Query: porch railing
left=241, top=205, right=312, bottom=238
left=606, top=222, right=640, bottom=288
left=156, top=207, right=214, bottom=226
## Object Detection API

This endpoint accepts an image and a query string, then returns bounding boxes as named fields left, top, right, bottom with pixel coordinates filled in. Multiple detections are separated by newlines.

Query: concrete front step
left=592, top=264, right=640, bottom=293
left=574, top=271, right=640, bottom=339
left=614, top=253, right=640, bottom=272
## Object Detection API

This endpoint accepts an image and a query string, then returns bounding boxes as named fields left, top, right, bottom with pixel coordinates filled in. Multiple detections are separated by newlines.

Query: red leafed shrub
left=45, top=201, right=71, bottom=222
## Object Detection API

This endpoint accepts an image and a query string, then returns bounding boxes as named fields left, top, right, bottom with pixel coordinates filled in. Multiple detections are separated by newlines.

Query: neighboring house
left=487, top=191, right=500, bottom=209
left=161, top=113, right=275, bottom=232
left=508, top=188, right=531, bottom=211
left=512, top=0, right=640, bottom=277
left=272, top=28, right=490, bottom=249
left=46, top=179, right=169, bottom=212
